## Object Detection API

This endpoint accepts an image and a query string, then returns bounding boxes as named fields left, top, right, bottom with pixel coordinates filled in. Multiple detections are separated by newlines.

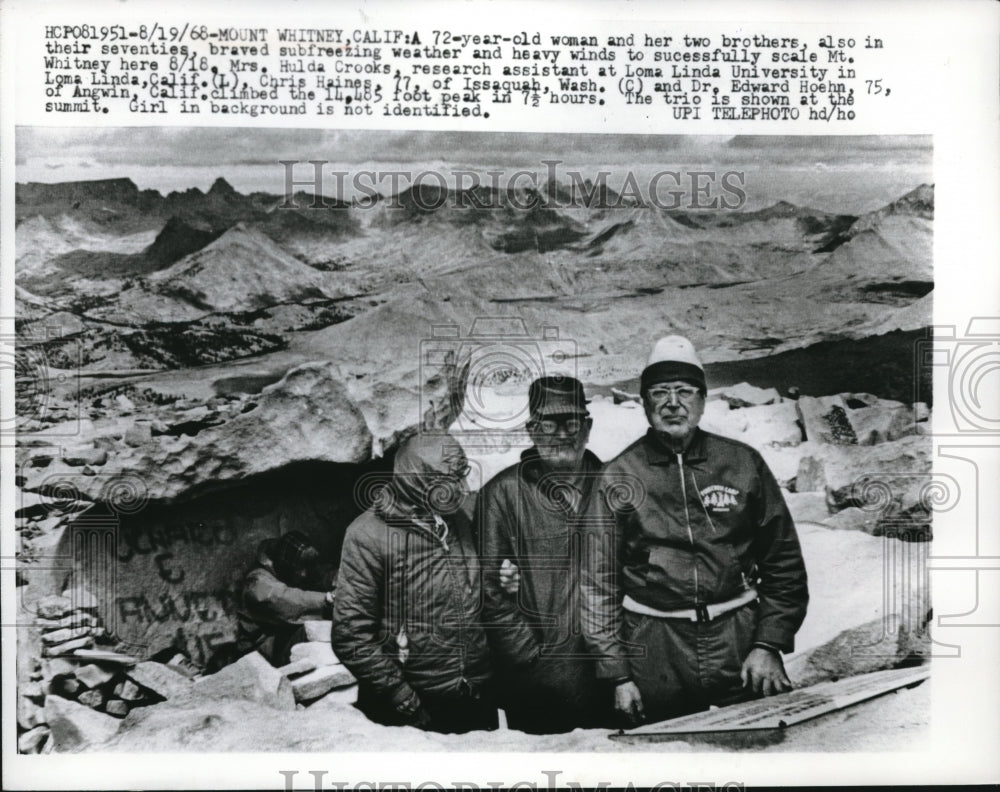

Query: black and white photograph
left=2, top=2, right=998, bottom=789
left=12, top=129, right=935, bottom=753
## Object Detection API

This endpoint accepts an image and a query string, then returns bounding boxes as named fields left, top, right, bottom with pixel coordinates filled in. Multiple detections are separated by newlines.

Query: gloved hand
left=395, top=689, right=433, bottom=729
left=407, top=706, right=433, bottom=730
left=500, top=559, right=520, bottom=595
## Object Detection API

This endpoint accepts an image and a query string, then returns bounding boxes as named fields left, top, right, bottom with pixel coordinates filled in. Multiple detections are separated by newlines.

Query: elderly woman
left=333, top=432, right=520, bottom=733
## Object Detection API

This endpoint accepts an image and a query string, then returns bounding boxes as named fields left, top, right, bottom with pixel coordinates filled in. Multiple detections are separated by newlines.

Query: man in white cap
left=581, top=335, right=808, bottom=725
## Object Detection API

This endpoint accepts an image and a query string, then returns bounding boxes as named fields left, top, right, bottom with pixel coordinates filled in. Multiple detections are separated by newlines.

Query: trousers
left=623, top=600, right=759, bottom=723
left=355, top=683, right=499, bottom=734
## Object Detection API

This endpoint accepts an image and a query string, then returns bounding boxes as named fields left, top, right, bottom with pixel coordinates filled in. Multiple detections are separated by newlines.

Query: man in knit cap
left=580, top=335, right=808, bottom=725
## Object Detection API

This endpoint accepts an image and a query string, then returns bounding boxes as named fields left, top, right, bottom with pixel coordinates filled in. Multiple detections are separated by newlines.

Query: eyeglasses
left=526, top=417, right=586, bottom=435
left=646, top=385, right=701, bottom=405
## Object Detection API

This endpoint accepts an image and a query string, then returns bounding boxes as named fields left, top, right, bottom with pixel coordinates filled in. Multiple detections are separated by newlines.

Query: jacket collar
left=642, top=427, right=708, bottom=467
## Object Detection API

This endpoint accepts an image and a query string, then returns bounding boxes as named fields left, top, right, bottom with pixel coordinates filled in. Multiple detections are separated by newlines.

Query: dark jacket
left=331, top=500, right=494, bottom=711
left=476, top=448, right=607, bottom=731
left=235, top=546, right=330, bottom=666
left=581, top=428, right=809, bottom=680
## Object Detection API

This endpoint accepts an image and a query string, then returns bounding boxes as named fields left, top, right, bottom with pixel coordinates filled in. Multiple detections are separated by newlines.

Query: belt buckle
left=695, top=604, right=710, bottom=623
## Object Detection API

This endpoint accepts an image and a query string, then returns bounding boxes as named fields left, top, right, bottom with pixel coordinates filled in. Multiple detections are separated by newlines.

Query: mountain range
left=15, top=176, right=933, bottom=406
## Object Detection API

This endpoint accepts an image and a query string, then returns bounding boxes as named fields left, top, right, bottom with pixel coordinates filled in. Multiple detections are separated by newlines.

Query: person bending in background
left=235, top=530, right=336, bottom=666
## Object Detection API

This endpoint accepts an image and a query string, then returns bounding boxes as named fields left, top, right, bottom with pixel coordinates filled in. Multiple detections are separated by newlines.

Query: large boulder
left=788, top=522, right=930, bottom=680
left=794, top=435, right=932, bottom=537
left=785, top=619, right=929, bottom=687
left=796, top=395, right=857, bottom=445
left=847, top=403, right=916, bottom=445
left=712, top=382, right=781, bottom=409
left=44, top=694, right=122, bottom=751
left=21, top=361, right=372, bottom=504
left=189, top=651, right=295, bottom=711
left=701, top=400, right=802, bottom=449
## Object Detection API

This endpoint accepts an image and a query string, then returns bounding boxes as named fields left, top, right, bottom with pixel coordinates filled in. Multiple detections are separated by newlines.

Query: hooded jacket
left=331, top=435, right=494, bottom=710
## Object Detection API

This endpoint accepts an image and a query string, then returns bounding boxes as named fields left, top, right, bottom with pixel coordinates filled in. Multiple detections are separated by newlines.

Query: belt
left=622, top=588, right=758, bottom=624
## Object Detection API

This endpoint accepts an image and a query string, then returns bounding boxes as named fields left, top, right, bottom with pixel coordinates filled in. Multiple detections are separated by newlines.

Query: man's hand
left=740, top=646, right=792, bottom=697
left=614, top=681, right=645, bottom=725
left=499, top=559, right=520, bottom=595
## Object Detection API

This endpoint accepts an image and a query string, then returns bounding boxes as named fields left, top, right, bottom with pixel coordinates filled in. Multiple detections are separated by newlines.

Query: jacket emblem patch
left=699, top=484, right=740, bottom=512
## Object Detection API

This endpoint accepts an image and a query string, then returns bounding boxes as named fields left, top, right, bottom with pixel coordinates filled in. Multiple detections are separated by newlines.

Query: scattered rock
left=302, top=620, right=333, bottom=642
left=20, top=679, right=46, bottom=701
left=125, top=661, right=193, bottom=700
left=848, top=404, right=915, bottom=445
left=716, top=382, right=781, bottom=409
left=290, top=665, right=357, bottom=702
left=36, top=595, right=73, bottom=619
left=43, top=657, right=80, bottom=679
left=44, top=694, right=122, bottom=751
left=63, top=447, right=109, bottom=467
left=34, top=612, right=98, bottom=630
left=113, top=679, right=143, bottom=701
left=115, top=394, right=136, bottom=412
left=700, top=399, right=747, bottom=438
left=104, top=699, right=130, bottom=717
left=276, top=658, right=318, bottom=678
left=843, top=392, right=881, bottom=409
left=71, top=648, right=137, bottom=666
left=783, top=492, right=831, bottom=525
left=23, top=362, right=373, bottom=504
left=289, top=641, right=338, bottom=668
left=75, top=663, right=116, bottom=689
left=192, top=651, right=295, bottom=711
left=62, top=583, right=100, bottom=610
left=18, top=693, right=45, bottom=730
left=796, top=395, right=857, bottom=445
left=124, top=421, right=153, bottom=447
left=611, top=387, right=640, bottom=404
left=41, top=626, right=93, bottom=645
left=786, top=618, right=929, bottom=688
left=740, top=401, right=802, bottom=448
left=44, top=635, right=94, bottom=657
left=913, top=402, right=930, bottom=422
left=50, top=676, right=81, bottom=698
left=17, top=726, right=50, bottom=753
left=795, top=435, right=932, bottom=516
left=78, top=688, right=107, bottom=709
left=822, top=506, right=880, bottom=534
left=18, top=725, right=50, bottom=754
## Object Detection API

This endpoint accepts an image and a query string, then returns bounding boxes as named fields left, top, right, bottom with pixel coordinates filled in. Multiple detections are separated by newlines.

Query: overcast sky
left=15, top=129, right=931, bottom=213
left=17, top=128, right=929, bottom=167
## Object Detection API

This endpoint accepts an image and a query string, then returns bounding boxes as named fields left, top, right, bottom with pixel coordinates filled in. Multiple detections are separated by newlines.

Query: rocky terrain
left=14, top=175, right=934, bottom=753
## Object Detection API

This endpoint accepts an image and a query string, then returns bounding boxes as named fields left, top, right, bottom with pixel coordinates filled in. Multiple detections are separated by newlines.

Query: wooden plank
left=614, top=665, right=929, bottom=738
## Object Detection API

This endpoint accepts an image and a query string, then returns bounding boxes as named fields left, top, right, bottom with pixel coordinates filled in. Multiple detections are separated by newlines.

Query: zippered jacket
left=476, top=448, right=605, bottom=727
left=580, top=428, right=808, bottom=680
left=331, top=502, right=493, bottom=709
